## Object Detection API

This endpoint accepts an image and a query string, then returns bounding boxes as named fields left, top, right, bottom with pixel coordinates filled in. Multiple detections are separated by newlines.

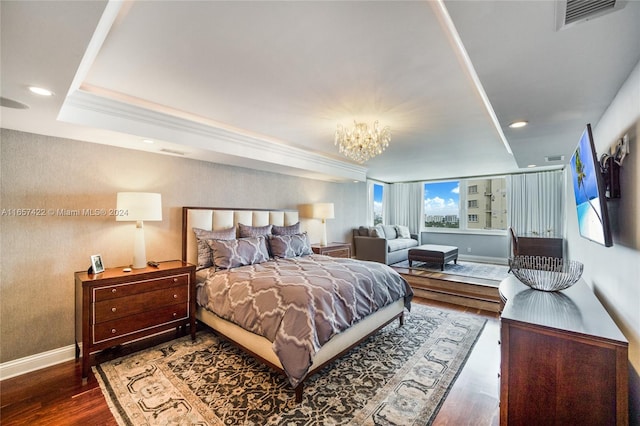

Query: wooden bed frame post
left=295, top=384, right=304, bottom=403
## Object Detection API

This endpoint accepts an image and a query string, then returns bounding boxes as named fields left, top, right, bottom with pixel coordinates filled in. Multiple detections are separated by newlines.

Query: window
left=424, top=181, right=460, bottom=229
left=424, top=177, right=507, bottom=231
left=373, top=183, right=384, bottom=225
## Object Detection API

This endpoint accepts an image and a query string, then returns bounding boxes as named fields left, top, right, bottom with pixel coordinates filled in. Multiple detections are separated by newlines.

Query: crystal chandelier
left=334, top=120, right=391, bottom=163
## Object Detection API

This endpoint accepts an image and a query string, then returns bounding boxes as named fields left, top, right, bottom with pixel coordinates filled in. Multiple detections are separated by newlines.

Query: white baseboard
left=1, top=327, right=180, bottom=381
left=0, top=344, right=77, bottom=381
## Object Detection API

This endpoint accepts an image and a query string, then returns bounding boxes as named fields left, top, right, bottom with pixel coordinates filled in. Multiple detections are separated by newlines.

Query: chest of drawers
left=75, top=260, right=196, bottom=379
left=499, top=276, right=628, bottom=425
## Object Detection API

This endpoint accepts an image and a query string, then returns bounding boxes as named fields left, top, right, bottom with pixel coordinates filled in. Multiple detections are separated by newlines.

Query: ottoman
left=408, top=244, right=459, bottom=271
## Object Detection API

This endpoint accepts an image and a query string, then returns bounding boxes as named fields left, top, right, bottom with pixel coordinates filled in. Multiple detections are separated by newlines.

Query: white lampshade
left=116, top=192, right=162, bottom=222
left=116, top=192, right=162, bottom=269
left=311, top=203, right=334, bottom=220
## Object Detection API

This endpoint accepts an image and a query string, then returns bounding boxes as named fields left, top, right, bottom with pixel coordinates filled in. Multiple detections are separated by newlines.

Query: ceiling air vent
left=546, top=155, right=565, bottom=162
left=556, top=0, right=626, bottom=30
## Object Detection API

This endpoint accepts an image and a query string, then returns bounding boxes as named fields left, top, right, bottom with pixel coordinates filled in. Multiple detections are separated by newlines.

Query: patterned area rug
left=393, top=260, right=510, bottom=282
left=94, top=304, right=486, bottom=425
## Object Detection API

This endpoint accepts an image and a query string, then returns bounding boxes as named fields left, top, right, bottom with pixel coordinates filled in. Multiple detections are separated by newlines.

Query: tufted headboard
left=181, top=207, right=299, bottom=266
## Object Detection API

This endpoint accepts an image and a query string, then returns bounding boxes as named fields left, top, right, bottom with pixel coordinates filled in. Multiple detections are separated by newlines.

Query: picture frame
left=90, top=254, right=105, bottom=274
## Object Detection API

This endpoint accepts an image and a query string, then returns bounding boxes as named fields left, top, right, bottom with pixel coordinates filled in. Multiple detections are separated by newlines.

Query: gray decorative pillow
left=269, top=233, right=313, bottom=258
left=207, top=236, right=270, bottom=269
left=272, top=222, right=301, bottom=236
left=371, top=225, right=386, bottom=239
left=382, top=225, right=397, bottom=240
left=238, top=223, right=273, bottom=238
left=396, top=225, right=411, bottom=239
left=193, top=227, right=236, bottom=269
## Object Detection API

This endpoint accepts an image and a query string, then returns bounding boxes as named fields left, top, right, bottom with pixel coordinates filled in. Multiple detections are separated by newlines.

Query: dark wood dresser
left=499, top=276, right=628, bottom=425
left=517, top=236, right=563, bottom=258
left=75, top=260, right=196, bottom=379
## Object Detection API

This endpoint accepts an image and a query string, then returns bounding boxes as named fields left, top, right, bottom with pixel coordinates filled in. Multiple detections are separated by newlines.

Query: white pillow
left=395, top=225, right=411, bottom=239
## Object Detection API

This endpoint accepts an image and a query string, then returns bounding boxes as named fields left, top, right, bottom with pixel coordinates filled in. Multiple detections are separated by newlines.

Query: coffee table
left=408, top=244, right=459, bottom=271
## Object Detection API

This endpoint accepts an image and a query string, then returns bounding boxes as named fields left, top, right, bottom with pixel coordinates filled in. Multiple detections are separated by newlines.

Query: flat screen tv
left=569, top=123, right=613, bottom=247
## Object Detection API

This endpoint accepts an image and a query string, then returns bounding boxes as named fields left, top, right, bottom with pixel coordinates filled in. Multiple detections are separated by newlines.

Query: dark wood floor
left=0, top=298, right=500, bottom=425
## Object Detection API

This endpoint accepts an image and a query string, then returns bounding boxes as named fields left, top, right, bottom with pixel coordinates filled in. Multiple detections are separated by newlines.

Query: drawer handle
left=173, top=278, right=178, bottom=283
left=173, top=294, right=178, bottom=299
left=111, top=288, right=117, bottom=293
left=173, top=312, right=177, bottom=317
left=111, top=328, right=117, bottom=334
left=111, top=307, right=117, bottom=313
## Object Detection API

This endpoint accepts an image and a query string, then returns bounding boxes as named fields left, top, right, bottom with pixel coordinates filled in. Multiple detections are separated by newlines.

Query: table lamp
left=311, top=203, right=334, bottom=246
left=116, top=192, right=162, bottom=269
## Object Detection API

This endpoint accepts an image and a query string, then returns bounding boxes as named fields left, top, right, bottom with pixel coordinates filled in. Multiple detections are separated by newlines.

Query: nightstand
left=311, top=242, right=351, bottom=258
left=75, top=260, right=196, bottom=380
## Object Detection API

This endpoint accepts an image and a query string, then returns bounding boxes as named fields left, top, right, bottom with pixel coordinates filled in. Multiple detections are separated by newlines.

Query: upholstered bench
left=408, top=244, right=459, bottom=271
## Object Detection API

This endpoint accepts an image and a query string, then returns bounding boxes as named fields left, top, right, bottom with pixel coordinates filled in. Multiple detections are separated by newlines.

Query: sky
left=373, top=183, right=383, bottom=214
left=424, top=181, right=459, bottom=216
left=570, top=126, right=600, bottom=205
left=373, top=181, right=460, bottom=217
left=373, top=184, right=383, bottom=203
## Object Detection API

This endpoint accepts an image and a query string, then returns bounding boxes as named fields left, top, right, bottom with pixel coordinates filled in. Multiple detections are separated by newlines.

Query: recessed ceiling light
left=142, top=139, right=155, bottom=144
left=527, top=164, right=537, bottom=168
left=28, top=86, right=54, bottom=96
left=509, top=120, right=528, bottom=128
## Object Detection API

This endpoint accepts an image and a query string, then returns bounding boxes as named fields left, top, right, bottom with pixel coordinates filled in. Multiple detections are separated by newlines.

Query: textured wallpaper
left=0, top=129, right=366, bottom=364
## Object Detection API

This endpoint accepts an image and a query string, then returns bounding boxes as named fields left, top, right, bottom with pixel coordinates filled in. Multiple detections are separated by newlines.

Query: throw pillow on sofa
left=382, top=225, right=397, bottom=239
left=395, top=225, right=411, bottom=239
left=370, top=225, right=386, bottom=238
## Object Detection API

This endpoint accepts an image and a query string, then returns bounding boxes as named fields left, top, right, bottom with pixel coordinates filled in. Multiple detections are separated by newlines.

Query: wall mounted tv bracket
left=600, top=154, right=620, bottom=199
left=599, top=133, right=629, bottom=199
left=611, top=133, right=630, bottom=166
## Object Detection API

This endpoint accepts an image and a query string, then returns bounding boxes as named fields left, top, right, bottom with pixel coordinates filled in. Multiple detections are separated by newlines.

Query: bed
left=181, top=207, right=413, bottom=402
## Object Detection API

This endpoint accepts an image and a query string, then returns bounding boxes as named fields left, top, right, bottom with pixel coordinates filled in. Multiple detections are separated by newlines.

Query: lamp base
left=320, top=220, right=328, bottom=246
left=131, top=221, right=147, bottom=269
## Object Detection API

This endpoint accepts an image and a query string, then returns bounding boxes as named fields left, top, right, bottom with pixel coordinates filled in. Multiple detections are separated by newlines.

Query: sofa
left=352, top=224, right=420, bottom=265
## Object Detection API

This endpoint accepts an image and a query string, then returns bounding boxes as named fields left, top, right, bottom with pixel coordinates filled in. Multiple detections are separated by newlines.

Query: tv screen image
left=569, top=124, right=613, bottom=247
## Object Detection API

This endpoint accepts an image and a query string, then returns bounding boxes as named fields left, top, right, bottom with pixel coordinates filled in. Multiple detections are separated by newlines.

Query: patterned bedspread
left=199, top=254, right=413, bottom=387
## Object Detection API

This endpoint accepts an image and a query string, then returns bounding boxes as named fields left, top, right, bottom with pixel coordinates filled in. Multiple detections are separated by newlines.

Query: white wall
left=565, top=59, right=640, bottom=418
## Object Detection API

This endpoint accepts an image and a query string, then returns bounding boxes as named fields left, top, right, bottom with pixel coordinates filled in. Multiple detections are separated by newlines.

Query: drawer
left=326, top=248, right=350, bottom=258
left=94, top=274, right=189, bottom=302
left=93, top=284, right=188, bottom=323
left=93, top=303, right=188, bottom=343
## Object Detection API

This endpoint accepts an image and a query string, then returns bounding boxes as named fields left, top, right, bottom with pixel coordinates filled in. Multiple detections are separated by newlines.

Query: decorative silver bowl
left=510, top=256, right=583, bottom=292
